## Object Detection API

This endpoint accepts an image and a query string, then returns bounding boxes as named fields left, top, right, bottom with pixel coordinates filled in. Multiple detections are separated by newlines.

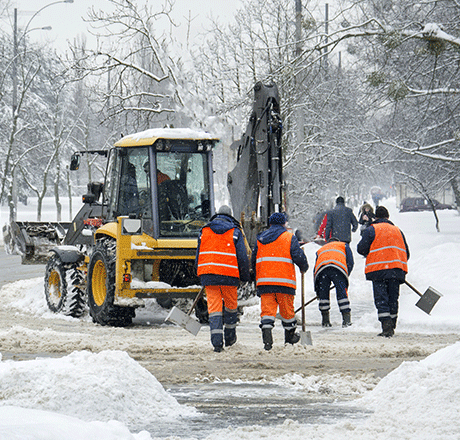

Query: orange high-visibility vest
left=314, top=241, right=348, bottom=281
left=197, top=228, right=239, bottom=278
left=256, top=231, right=296, bottom=289
left=365, top=222, right=408, bottom=274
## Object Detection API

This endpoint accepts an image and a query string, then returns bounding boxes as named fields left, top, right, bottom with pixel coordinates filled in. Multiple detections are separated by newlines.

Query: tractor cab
left=106, top=129, right=216, bottom=238
left=104, top=130, right=216, bottom=238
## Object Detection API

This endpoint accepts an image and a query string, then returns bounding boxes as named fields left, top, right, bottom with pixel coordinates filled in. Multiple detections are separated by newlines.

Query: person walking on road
left=325, top=196, right=358, bottom=244
left=314, top=237, right=354, bottom=327
left=196, top=205, right=250, bottom=352
left=358, top=202, right=375, bottom=236
left=357, top=206, right=410, bottom=337
left=252, top=212, right=309, bottom=351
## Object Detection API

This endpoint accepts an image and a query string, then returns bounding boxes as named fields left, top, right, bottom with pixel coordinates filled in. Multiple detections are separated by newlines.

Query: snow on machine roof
left=114, top=128, right=219, bottom=147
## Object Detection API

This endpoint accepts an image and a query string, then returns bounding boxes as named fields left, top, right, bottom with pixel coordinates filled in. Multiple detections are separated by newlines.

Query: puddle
left=141, top=382, right=369, bottom=439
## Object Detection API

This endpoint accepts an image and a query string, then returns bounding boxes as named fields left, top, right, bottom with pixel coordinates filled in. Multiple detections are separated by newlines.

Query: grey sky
left=9, top=0, right=242, bottom=51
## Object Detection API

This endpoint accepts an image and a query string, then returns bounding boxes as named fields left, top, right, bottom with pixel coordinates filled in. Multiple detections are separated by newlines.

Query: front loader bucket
left=3, top=221, right=71, bottom=264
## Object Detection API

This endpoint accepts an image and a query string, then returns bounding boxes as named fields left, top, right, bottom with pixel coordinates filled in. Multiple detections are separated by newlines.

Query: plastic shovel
left=165, top=287, right=204, bottom=336
left=299, top=272, right=313, bottom=346
left=404, top=280, right=442, bottom=315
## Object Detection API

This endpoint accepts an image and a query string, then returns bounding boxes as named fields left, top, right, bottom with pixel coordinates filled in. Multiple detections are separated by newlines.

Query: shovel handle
left=187, top=287, right=205, bottom=316
left=301, top=272, right=306, bottom=332
left=404, top=280, right=423, bottom=298
left=295, top=295, right=318, bottom=314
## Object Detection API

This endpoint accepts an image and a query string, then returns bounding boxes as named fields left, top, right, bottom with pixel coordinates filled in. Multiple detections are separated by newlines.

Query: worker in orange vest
left=357, top=206, right=409, bottom=337
left=252, top=212, right=309, bottom=350
left=196, top=205, right=250, bottom=352
left=314, top=237, right=354, bottom=327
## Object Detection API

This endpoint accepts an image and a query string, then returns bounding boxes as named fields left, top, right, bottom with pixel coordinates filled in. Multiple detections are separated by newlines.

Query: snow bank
left=0, top=406, right=152, bottom=440
left=199, top=342, right=460, bottom=440
left=0, top=350, right=196, bottom=426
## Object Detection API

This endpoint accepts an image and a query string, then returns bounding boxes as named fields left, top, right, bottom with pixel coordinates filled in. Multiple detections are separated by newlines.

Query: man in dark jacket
left=314, top=237, right=354, bottom=327
left=252, top=212, right=309, bottom=350
left=357, top=206, right=410, bottom=337
left=325, top=196, right=358, bottom=243
left=196, top=205, right=250, bottom=352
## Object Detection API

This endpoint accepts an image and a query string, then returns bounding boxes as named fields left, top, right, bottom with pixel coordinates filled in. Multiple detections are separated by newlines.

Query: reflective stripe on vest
left=365, top=223, right=408, bottom=274
left=197, top=227, right=239, bottom=278
left=314, top=241, right=348, bottom=281
left=256, top=231, right=296, bottom=288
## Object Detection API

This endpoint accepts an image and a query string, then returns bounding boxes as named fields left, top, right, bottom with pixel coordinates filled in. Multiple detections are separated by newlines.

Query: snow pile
left=201, top=342, right=460, bottom=440
left=0, top=350, right=196, bottom=426
left=4, top=278, right=66, bottom=320
left=358, top=341, right=460, bottom=437
left=0, top=406, right=152, bottom=440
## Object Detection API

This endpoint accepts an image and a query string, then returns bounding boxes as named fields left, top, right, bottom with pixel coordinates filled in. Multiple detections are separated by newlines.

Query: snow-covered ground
left=0, top=196, right=459, bottom=439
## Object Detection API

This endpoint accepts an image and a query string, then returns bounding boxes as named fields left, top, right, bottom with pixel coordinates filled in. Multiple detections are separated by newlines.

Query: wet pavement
left=142, top=382, right=369, bottom=439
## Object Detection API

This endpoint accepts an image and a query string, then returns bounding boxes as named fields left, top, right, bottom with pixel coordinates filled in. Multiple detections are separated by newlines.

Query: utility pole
left=294, top=0, right=303, bottom=148
left=12, top=8, right=18, bottom=117
left=324, top=3, right=329, bottom=76
left=295, top=0, right=302, bottom=57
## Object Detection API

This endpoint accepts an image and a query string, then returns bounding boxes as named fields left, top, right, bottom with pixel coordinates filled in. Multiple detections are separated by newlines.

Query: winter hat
left=375, top=206, right=389, bottom=219
left=269, top=212, right=287, bottom=225
left=218, top=205, right=232, bottom=216
left=336, top=196, right=345, bottom=204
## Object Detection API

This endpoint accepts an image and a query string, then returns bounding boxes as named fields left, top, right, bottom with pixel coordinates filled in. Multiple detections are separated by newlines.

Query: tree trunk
left=450, top=178, right=460, bottom=211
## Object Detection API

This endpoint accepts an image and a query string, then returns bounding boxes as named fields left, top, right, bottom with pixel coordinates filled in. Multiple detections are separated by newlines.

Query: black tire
left=87, top=238, right=134, bottom=327
left=44, top=255, right=86, bottom=317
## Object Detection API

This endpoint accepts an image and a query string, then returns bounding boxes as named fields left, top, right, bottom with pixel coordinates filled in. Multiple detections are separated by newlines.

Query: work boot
left=378, top=319, right=394, bottom=338
left=262, top=328, right=273, bottom=351
left=284, top=328, right=300, bottom=345
left=213, top=345, right=224, bottom=353
left=321, top=310, right=332, bottom=327
left=225, top=334, right=237, bottom=347
left=391, top=317, right=397, bottom=330
left=342, top=312, right=352, bottom=328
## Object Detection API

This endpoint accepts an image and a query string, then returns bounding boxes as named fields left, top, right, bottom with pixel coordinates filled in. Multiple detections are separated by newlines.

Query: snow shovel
left=299, top=272, right=313, bottom=346
left=165, top=287, right=204, bottom=336
left=404, top=280, right=442, bottom=315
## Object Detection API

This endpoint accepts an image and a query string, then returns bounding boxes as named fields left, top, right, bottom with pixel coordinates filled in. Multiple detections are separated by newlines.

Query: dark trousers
left=316, top=267, right=350, bottom=313
left=372, top=279, right=400, bottom=322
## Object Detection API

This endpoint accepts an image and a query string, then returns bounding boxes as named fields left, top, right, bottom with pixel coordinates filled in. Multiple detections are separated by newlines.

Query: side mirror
left=70, top=153, right=81, bottom=170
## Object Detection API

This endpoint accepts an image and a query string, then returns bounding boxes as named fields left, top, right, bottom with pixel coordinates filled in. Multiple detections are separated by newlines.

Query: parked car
left=399, top=197, right=455, bottom=212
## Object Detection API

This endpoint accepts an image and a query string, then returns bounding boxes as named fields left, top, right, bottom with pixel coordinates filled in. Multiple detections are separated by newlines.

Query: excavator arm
left=227, top=81, right=283, bottom=247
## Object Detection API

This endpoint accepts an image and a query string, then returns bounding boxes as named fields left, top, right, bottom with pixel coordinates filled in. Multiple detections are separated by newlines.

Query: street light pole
left=12, top=8, right=18, bottom=117
left=10, top=0, right=74, bottom=220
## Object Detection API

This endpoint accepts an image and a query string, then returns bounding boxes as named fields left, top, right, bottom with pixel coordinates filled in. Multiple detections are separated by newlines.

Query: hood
left=257, top=224, right=287, bottom=245
left=205, top=215, right=239, bottom=234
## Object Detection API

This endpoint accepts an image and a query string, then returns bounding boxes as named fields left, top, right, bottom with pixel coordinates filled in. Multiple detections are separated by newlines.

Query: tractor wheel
left=87, top=239, right=134, bottom=327
left=64, top=264, right=87, bottom=317
left=44, top=255, right=86, bottom=317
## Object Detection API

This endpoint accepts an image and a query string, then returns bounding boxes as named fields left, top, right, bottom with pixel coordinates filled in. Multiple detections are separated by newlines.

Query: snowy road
left=0, top=247, right=45, bottom=288
left=1, top=198, right=460, bottom=439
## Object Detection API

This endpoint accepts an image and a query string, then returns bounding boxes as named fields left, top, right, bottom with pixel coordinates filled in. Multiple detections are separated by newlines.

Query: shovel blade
left=166, top=306, right=202, bottom=336
left=300, top=330, right=313, bottom=346
left=415, top=287, right=442, bottom=315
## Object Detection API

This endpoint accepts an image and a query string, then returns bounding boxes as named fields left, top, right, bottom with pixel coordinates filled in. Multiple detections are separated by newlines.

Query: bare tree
left=81, top=0, right=185, bottom=132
